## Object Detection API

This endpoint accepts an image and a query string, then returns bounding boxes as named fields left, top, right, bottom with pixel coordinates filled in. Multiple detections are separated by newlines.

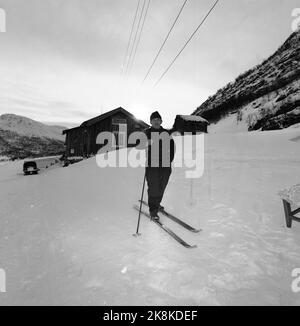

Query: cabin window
left=112, top=118, right=127, bottom=125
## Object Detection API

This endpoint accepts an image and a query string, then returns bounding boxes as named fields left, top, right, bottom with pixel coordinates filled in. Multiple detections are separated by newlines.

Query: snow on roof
left=178, top=115, right=209, bottom=123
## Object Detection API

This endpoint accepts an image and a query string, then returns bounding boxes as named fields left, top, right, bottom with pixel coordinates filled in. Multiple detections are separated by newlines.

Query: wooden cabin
left=172, top=115, right=209, bottom=134
left=62, top=107, right=149, bottom=157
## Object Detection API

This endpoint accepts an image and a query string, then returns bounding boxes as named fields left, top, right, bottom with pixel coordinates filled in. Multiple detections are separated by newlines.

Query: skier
left=143, top=111, right=175, bottom=221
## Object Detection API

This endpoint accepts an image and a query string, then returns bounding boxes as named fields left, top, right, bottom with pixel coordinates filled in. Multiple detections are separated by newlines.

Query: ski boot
left=150, top=210, right=160, bottom=222
left=158, top=204, right=165, bottom=212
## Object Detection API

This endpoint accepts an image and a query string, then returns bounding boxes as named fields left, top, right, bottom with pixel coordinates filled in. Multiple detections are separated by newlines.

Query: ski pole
left=133, top=170, right=146, bottom=237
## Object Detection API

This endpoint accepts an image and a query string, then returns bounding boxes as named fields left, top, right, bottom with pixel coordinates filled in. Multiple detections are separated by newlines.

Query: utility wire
left=154, top=0, right=220, bottom=87
left=141, top=0, right=189, bottom=85
left=127, top=0, right=151, bottom=77
left=122, top=0, right=141, bottom=75
left=125, top=0, right=147, bottom=76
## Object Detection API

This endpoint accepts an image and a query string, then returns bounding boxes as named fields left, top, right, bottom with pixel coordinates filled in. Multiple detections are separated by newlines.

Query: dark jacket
left=143, top=127, right=175, bottom=168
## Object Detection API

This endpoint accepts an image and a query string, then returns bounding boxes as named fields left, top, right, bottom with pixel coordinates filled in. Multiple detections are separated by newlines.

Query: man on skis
left=143, top=111, right=175, bottom=221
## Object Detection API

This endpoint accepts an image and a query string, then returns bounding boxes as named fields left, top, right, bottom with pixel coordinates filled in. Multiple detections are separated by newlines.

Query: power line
left=141, top=0, right=189, bottom=85
left=126, top=0, right=148, bottom=76
left=122, top=0, right=141, bottom=75
left=125, top=0, right=147, bottom=76
left=127, top=0, right=151, bottom=77
left=154, top=0, right=220, bottom=87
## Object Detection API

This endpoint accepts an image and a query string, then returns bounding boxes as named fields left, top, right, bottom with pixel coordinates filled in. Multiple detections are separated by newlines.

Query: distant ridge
left=0, top=114, right=66, bottom=141
left=0, top=114, right=66, bottom=159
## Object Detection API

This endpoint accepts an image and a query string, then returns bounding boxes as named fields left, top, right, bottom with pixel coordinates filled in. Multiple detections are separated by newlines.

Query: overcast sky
left=0, top=0, right=299, bottom=128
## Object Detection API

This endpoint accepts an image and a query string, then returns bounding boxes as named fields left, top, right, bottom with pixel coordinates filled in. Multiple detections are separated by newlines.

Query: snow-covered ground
left=1, top=126, right=300, bottom=306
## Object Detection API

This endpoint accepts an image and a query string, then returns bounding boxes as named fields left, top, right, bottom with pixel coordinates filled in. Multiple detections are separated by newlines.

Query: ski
left=138, top=200, right=201, bottom=233
left=133, top=205, right=197, bottom=249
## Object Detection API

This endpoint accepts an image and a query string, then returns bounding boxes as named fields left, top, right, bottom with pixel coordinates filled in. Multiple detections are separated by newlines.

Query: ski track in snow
left=1, top=129, right=300, bottom=305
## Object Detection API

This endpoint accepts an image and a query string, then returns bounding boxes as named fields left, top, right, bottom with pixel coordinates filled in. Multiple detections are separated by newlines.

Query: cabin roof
left=80, top=107, right=148, bottom=127
left=62, top=107, right=149, bottom=135
left=62, top=125, right=82, bottom=135
left=177, top=115, right=209, bottom=124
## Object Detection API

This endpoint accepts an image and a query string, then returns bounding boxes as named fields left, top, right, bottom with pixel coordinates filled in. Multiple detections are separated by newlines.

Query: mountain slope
left=0, top=114, right=65, bottom=141
left=193, top=30, right=300, bottom=131
left=0, top=114, right=66, bottom=159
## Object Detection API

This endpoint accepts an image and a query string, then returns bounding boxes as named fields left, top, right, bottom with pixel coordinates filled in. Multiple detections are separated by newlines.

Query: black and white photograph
left=0, top=0, right=300, bottom=309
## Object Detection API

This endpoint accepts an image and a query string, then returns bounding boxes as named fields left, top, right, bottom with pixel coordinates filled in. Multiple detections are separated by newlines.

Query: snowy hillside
left=0, top=114, right=66, bottom=159
left=208, top=79, right=300, bottom=135
left=194, top=30, right=300, bottom=131
left=1, top=128, right=300, bottom=305
left=0, top=114, right=65, bottom=141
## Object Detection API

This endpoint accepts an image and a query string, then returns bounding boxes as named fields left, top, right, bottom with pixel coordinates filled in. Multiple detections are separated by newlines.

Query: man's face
left=151, top=118, right=162, bottom=129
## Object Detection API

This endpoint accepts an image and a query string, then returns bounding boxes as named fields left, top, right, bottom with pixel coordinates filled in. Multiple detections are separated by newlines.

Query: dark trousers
left=146, top=167, right=171, bottom=215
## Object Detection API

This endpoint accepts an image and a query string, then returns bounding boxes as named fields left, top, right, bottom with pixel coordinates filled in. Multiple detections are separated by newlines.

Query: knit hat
left=150, top=111, right=162, bottom=121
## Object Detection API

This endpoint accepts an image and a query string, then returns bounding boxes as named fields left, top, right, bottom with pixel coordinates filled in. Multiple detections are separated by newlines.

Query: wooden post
left=282, top=200, right=292, bottom=228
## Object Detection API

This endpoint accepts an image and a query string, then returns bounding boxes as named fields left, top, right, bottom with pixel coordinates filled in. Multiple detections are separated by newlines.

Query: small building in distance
left=172, top=115, right=209, bottom=134
left=62, top=107, right=149, bottom=157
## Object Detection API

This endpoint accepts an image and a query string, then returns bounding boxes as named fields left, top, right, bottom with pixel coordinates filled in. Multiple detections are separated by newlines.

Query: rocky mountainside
left=0, top=114, right=66, bottom=160
left=193, top=30, right=300, bottom=131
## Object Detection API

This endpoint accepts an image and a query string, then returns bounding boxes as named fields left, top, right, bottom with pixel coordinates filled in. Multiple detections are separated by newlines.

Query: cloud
left=1, top=0, right=138, bottom=72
